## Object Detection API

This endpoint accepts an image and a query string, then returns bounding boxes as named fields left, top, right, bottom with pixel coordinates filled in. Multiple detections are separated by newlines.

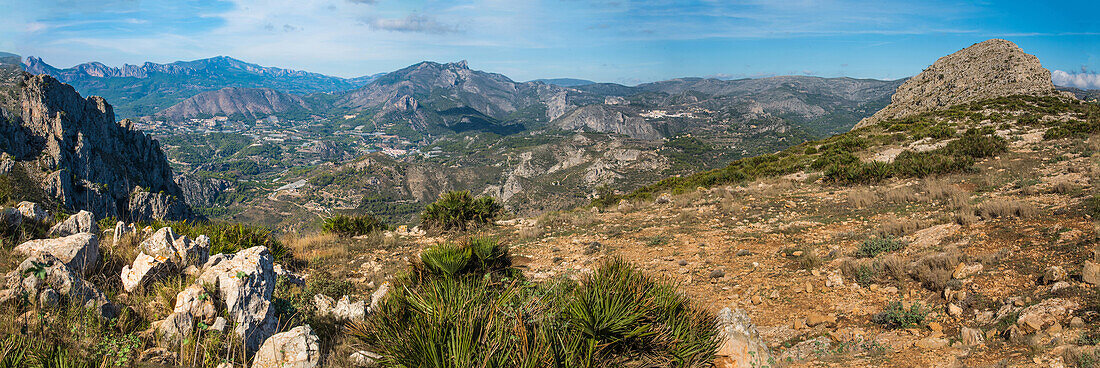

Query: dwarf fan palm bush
left=421, top=191, right=502, bottom=232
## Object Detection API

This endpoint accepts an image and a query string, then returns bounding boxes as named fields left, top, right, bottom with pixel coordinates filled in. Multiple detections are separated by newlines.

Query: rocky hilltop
left=0, top=56, right=192, bottom=221
left=856, top=39, right=1065, bottom=128
left=157, top=87, right=312, bottom=121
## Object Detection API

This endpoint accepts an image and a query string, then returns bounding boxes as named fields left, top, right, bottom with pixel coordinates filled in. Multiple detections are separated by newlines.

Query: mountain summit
left=855, top=39, right=1065, bottom=128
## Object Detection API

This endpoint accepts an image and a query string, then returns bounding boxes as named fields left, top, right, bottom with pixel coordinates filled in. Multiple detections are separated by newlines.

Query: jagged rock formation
left=856, top=39, right=1066, bottom=128
left=0, top=55, right=192, bottom=221
left=156, top=87, right=312, bottom=121
left=175, top=174, right=234, bottom=208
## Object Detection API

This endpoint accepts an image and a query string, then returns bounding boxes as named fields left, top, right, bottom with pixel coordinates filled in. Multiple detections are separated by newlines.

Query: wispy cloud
left=1053, top=70, right=1100, bottom=90
left=364, top=14, right=462, bottom=35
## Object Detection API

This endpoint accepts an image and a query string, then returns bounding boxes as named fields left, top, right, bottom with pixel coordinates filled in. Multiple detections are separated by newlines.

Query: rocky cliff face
left=552, top=105, right=661, bottom=140
left=855, top=39, right=1066, bottom=128
left=0, top=56, right=192, bottom=221
left=157, top=87, right=311, bottom=121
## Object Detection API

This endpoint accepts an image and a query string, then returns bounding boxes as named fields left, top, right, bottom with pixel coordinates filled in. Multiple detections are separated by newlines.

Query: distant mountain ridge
left=19, top=55, right=378, bottom=119
left=529, top=78, right=596, bottom=87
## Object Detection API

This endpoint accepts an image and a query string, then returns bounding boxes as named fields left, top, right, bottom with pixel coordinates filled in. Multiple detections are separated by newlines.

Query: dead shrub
left=976, top=199, right=1039, bottom=220
left=910, top=251, right=965, bottom=291
left=882, top=186, right=919, bottom=204
left=847, top=189, right=877, bottom=209
left=840, top=256, right=905, bottom=286
left=877, top=216, right=928, bottom=237
left=953, top=206, right=979, bottom=226
left=1051, top=181, right=1078, bottom=194
left=923, top=179, right=969, bottom=208
left=880, top=254, right=908, bottom=282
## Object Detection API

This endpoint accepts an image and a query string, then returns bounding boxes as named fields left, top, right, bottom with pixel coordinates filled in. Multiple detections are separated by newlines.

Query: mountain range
left=21, top=56, right=379, bottom=118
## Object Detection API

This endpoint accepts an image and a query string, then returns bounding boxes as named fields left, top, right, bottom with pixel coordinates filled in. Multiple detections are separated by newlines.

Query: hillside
left=157, top=87, right=313, bottom=121
left=20, top=55, right=375, bottom=118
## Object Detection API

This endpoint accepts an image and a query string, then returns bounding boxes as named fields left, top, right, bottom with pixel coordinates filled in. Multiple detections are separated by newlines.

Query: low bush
left=872, top=301, right=928, bottom=329
left=975, top=199, right=1038, bottom=220
left=349, top=240, right=719, bottom=367
left=420, top=191, right=503, bottom=232
left=856, top=236, right=906, bottom=258
left=322, top=214, right=387, bottom=237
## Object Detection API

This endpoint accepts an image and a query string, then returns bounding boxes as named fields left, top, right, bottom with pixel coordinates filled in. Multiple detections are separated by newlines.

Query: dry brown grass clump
left=282, top=232, right=344, bottom=262
left=1051, top=181, right=1078, bottom=194
left=882, top=186, right=919, bottom=204
left=840, top=255, right=907, bottom=286
left=847, top=189, right=877, bottom=209
left=923, top=179, right=970, bottom=208
left=909, top=251, right=965, bottom=291
left=877, top=216, right=930, bottom=237
left=975, top=199, right=1039, bottom=220
left=953, top=206, right=980, bottom=226
left=517, top=225, right=544, bottom=240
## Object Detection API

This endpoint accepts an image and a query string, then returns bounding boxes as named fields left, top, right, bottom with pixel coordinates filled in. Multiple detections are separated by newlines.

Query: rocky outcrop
left=156, top=87, right=311, bottom=121
left=121, top=227, right=209, bottom=292
left=551, top=105, right=661, bottom=140
left=714, top=307, right=772, bottom=368
left=195, top=246, right=278, bottom=354
left=0, top=68, right=193, bottom=221
left=47, top=210, right=98, bottom=237
left=16, top=201, right=49, bottom=223
left=856, top=39, right=1066, bottom=129
left=174, top=174, right=233, bottom=208
left=253, top=325, right=321, bottom=368
left=13, top=232, right=99, bottom=275
left=0, top=253, right=116, bottom=318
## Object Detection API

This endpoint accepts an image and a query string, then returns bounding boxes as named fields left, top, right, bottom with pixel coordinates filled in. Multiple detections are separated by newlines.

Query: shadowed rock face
left=856, top=39, right=1066, bottom=129
left=0, top=56, right=192, bottom=221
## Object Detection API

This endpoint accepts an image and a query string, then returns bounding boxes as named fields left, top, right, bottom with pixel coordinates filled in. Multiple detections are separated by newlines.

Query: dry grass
left=517, top=226, right=544, bottom=240
left=882, top=186, right=919, bottom=204
left=282, top=232, right=344, bottom=263
left=877, top=216, right=928, bottom=237
left=847, top=189, right=877, bottom=209
left=910, top=251, right=965, bottom=291
left=1051, top=181, right=1078, bottom=194
left=923, top=179, right=970, bottom=208
left=953, top=206, right=980, bottom=226
left=975, top=199, right=1039, bottom=220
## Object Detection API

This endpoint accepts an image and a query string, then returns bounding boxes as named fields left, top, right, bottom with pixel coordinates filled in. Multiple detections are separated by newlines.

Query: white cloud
left=364, top=14, right=462, bottom=34
left=1053, top=70, right=1100, bottom=90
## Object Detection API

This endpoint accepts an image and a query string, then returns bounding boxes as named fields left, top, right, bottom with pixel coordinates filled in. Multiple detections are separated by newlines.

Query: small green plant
left=322, top=214, right=387, bottom=237
left=872, top=301, right=928, bottom=329
left=856, top=236, right=905, bottom=258
left=420, top=191, right=502, bottom=232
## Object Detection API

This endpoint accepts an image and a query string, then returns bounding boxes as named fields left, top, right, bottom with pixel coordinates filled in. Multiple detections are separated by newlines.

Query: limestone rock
left=158, top=283, right=218, bottom=343
left=197, top=246, right=277, bottom=354
left=714, top=307, right=772, bottom=368
left=1016, top=298, right=1078, bottom=334
left=312, top=294, right=335, bottom=316
left=1083, top=261, right=1100, bottom=285
left=113, top=221, right=135, bottom=245
left=16, top=201, right=48, bottom=223
left=915, top=337, right=948, bottom=350
left=1, top=253, right=116, bottom=318
left=856, top=39, right=1066, bottom=129
left=253, top=325, right=321, bottom=368
left=369, top=282, right=390, bottom=312
left=333, top=295, right=366, bottom=321
left=13, top=232, right=99, bottom=275
left=1042, top=266, right=1068, bottom=284
left=138, top=347, right=178, bottom=366
left=961, top=327, right=984, bottom=346
left=47, top=210, right=98, bottom=237
left=121, top=227, right=209, bottom=292
left=350, top=350, right=381, bottom=367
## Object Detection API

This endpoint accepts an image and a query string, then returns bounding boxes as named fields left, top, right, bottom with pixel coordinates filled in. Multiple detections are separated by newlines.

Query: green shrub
left=891, top=151, right=972, bottom=178
left=420, top=191, right=502, bottom=232
left=322, top=214, right=387, bottom=237
left=351, top=244, right=718, bottom=367
left=856, top=236, right=905, bottom=258
left=872, top=301, right=928, bottom=329
left=945, top=128, right=1007, bottom=158
left=418, top=238, right=512, bottom=279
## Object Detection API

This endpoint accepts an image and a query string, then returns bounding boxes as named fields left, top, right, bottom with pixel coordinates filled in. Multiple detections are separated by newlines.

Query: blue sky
left=1, top=0, right=1098, bottom=88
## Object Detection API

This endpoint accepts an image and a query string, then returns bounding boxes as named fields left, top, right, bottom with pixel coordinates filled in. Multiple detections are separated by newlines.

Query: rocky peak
left=0, top=70, right=192, bottom=221
left=855, top=39, right=1065, bottom=129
